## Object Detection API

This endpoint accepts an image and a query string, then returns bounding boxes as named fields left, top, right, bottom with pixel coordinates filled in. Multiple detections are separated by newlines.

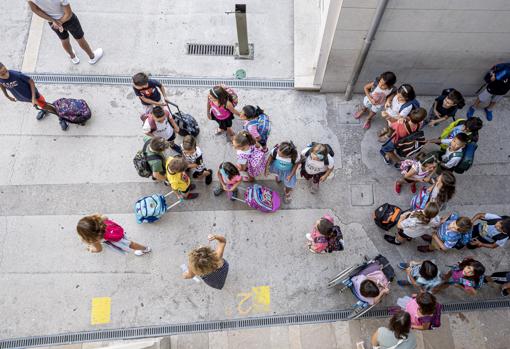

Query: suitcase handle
left=33, top=102, right=58, bottom=116
left=166, top=101, right=182, bottom=117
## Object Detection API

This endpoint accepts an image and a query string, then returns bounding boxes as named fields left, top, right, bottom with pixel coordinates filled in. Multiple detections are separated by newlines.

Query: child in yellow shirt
left=166, top=156, right=199, bottom=200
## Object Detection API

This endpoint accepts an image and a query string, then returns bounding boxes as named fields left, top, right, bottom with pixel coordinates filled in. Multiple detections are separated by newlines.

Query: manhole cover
left=350, top=184, right=374, bottom=206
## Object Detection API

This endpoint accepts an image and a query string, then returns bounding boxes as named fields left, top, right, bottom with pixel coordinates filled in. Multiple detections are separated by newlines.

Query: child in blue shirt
left=467, top=213, right=509, bottom=249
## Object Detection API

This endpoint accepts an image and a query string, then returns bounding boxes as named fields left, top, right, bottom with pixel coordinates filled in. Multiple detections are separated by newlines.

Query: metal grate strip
left=29, top=73, right=294, bottom=89
left=1, top=298, right=509, bottom=349
left=186, top=43, right=235, bottom=56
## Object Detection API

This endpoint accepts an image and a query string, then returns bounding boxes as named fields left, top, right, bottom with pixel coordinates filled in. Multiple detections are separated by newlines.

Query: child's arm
left=432, top=233, right=448, bottom=251
left=471, top=212, right=485, bottom=222
left=210, top=234, right=227, bottom=259
left=265, top=154, right=274, bottom=176
left=288, top=162, right=301, bottom=181
left=182, top=269, right=195, bottom=279
left=139, top=95, right=165, bottom=107
left=167, top=114, right=180, bottom=133
left=217, top=170, right=228, bottom=190
left=470, top=238, right=498, bottom=249
left=0, top=86, right=16, bottom=101
left=406, top=268, right=420, bottom=288
left=363, top=81, right=374, bottom=99
left=319, top=167, right=333, bottom=183
left=88, top=242, right=103, bottom=253
left=226, top=101, right=241, bottom=116
left=384, top=93, right=395, bottom=109
left=429, top=114, right=449, bottom=126
left=236, top=163, right=247, bottom=172
left=403, top=167, right=418, bottom=180
left=159, top=84, right=169, bottom=102
left=28, top=79, right=37, bottom=105
left=206, top=100, right=212, bottom=119
left=426, top=138, right=441, bottom=145
left=372, top=286, right=389, bottom=304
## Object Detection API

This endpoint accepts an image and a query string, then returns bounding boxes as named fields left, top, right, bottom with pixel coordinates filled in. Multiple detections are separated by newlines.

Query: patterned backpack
left=134, top=194, right=167, bottom=223
left=245, top=113, right=271, bottom=143
left=53, top=98, right=92, bottom=124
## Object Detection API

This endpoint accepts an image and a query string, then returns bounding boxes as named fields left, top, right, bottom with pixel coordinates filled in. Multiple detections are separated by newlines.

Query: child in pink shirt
left=213, top=162, right=243, bottom=200
left=306, top=214, right=335, bottom=253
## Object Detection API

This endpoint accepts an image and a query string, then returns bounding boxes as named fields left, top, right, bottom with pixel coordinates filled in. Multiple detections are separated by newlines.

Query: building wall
left=320, top=0, right=510, bottom=95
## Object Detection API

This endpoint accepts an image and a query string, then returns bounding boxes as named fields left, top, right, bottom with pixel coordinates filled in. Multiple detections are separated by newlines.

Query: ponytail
left=234, top=130, right=257, bottom=146
left=242, top=105, right=265, bottom=119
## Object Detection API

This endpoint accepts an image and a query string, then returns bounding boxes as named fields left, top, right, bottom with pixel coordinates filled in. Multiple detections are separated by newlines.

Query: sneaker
left=384, top=234, right=401, bottom=245
left=466, top=106, right=475, bottom=118
left=484, top=108, right=493, bottom=121
left=134, top=247, right=151, bottom=256
left=417, top=245, right=432, bottom=253
left=163, top=180, right=170, bottom=187
left=398, top=263, right=409, bottom=270
left=70, top=50, right=80, bottom=64
left=310, top=182, right=319, bottom=194
left=88, top=48, right=104, bottom=64
left=59, top=118, right=69, bottom=131
left=410, top=182, right=417, bottom=194
left=188, top=184, right=196, bottom=191
left=36, top=110, right=47, bottom=120
left=184, top=193, right=199, bottom=200
left=394, top=182, right=401, bottom=194
left=397, top=280, right=412, bottom=287
left=213, top=186, right=224, bottom=196
left=205, top=170, right=213, bottom=185
left=305, top=233, right=313, bottom=241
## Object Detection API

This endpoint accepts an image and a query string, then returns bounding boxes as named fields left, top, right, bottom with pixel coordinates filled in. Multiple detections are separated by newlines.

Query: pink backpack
left=239, top=146, right=266, bottom=178
left=103, top=220, right=125, bottom=242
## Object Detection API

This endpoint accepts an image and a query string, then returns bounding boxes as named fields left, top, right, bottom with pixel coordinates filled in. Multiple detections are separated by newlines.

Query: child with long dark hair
left=241, top=105, right=271, bottom=150
left=265, top=141, right=299, bottom=203
left=214, top=162, right=242, bottom=200
left=435, top=258, right=485, bottom=295
left=207, top=85, right=240, bottom=140
left=233, top=131, right=266, bottom=181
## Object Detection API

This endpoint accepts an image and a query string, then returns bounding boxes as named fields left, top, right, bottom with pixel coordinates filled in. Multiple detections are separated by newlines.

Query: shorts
left=300, top=167, right=325, bottom=184
left=192, top=168, right=208, bottom=178
left=380, top=138, right=396, bottom=154
left=211, top=112, right=234, bottom=130
left=478, top=87, right=504, bottom=104
left=49, top=13, right=85, bottom=40
left=363, top=96, right=383, bottom=113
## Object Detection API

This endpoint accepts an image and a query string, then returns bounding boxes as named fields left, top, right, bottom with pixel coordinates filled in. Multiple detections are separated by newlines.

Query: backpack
left=133, top=140, right=164, bottom=178
left=53, top=98, right=92, bottom=124
left=399, top=99, right=420, bottom=113
left=484, top=63, right=510, bottom=83
left=167, top=102, right=200, bottom=137
left=326, top=226, right=344, bottom=252
left=304, top=142, right=335, bottom=166
left=215, top=84, right=238, bottom=107
left=373, top=203, right=402, bottom=231
left=103, top=220, right=125, bottom=242
left=245, top=113, right=271, bottom=142
left=453, top=142, right=477, bottom=174
left=410, top=186, right=430, bottom=210
left=134, top=194, right=167, bottom=224
left=395, top=130, right=426, bottom=158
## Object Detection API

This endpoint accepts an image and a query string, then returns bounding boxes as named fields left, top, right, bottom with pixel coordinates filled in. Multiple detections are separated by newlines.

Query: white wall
left=320, top=0, right=510, bottom=95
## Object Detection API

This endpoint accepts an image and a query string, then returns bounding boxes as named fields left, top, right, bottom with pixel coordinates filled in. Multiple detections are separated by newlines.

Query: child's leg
left=226, top=127, right=235, bottom=139
left=129, top=241, right=146, bottom=250
left=363, top=110, right=377, bottom=129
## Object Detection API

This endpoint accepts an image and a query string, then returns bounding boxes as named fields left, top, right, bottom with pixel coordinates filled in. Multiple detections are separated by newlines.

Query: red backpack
left=103, top=220, right=125, bottom=242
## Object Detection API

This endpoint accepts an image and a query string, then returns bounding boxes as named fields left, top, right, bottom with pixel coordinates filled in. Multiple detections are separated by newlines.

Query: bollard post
left=233, top=4, right=254, bottom=59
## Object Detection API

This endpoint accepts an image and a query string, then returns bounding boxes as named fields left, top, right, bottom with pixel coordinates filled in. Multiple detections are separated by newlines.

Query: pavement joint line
left=0, top=298, right=508, bottom=349
left=21, top=14, right=44, bottom=72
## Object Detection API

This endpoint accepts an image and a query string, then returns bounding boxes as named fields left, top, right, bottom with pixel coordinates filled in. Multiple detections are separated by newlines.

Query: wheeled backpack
left=36, top=98, right=92, bottom=125
left=167, top=102, right=200, bottom=137
left=373, top=203, right=402, bottom=231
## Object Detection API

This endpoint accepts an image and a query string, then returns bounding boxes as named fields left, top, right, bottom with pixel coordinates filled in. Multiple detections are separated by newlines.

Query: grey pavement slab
left=32, top=0, right=293, bottom=79
left=1, top=0, right=31, bottom=69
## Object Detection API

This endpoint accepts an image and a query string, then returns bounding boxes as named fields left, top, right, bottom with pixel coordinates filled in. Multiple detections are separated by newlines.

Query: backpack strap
left=143, top=139, right=164, bottom=168
left=147, top=116, right=157, bottom=133
left=271, top=144, right=279, bottom=159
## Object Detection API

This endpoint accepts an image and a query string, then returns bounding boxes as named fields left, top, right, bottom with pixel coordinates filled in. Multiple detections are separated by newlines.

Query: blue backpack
left=134, top=194, right=167, bottom=224
left=484, top=63, right=510, bottom=83
left=245, top=114, right=271, bottom=142
left=399, top=99, right=420, bottom=113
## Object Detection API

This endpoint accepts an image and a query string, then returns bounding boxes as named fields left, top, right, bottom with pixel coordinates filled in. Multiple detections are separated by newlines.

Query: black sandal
left=384, top=234, right=401, bottom=245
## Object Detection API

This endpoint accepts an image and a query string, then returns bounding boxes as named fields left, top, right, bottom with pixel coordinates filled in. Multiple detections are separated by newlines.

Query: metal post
left=231, top=4, right=253, bottom=59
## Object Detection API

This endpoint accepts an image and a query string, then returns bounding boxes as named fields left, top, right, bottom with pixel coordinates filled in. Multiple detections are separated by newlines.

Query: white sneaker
left=134, top=246, right=151, bottom=256
left=88, top=48, right=104, bottom=64
left=70, top=50, right=80, bottom=64
left=305, top=233, right=313, bottom=242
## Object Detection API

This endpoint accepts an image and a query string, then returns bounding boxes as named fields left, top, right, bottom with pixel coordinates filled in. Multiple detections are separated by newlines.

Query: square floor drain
left=350, top=184, right=374, bottom=206
left=186, top=43, right=235, bottom=56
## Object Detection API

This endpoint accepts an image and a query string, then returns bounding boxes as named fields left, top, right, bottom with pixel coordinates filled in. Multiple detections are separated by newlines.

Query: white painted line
left=21, top=14, right=45, bottom=72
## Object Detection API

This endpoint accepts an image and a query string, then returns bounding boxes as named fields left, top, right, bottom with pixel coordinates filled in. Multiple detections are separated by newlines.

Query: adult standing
left=182, top=234, right=229, bottom=290
left=370, top=312, right=417, bottom=349
left=28, top=0, right=103, bottom=65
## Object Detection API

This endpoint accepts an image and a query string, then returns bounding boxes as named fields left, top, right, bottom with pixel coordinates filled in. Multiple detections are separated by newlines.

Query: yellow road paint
left=91, top=297, right=111, bottom=325
left=236, top=286, right=271, bottom=315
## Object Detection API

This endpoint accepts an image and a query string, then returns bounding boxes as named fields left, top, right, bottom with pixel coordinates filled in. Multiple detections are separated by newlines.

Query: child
left=241, top=105, right=271, bottom=150
left=233, top=131, right=266, bottom=182
left=132, top=72, right=169, bottom=113
left=351, top=268, right=390, bottom=306
left=207, top=85, right=240, bottom=140
left=404, top=292, right=441, bottom=330
left=467, top=213, right=510, bottom=249
left=467, top=62, right=510, bottom=121
left=181, top=135, right=213, bottom=185
left=434, top=258, right=485, bottom=296
left=384, top=202, right=440, bottom=245
left=417, top=213, right=472, bottom=253
left=426, top=88, right=465, bottom=127
left=428, top=133, right=469, bottom=170
left=395, top=154, right=437, bottom=194
left=381, top=84, right=419, bottom=124
left=213, top=162, right=242, bottom=200
left=166, top=156, right=199, bottom=200
left=0, top=63, right=62, bottom=128
left=183, top=234, right=228, bottom=290
left=143, top=106, right=182, bottom=154
left=439, top=117, right=483, bottom=150
left=76, top=214, right=151, bottom=255
left=354, top=71, right=397, bottom=129
left=305, top=214, right=344, bottom=253
left=396, top=260, right=442, bottom=291
left=300, top=143, right=335, bottom=193
left=265, top=141, right=299, bottom=203
left=380, top=108, right=426, bottom=166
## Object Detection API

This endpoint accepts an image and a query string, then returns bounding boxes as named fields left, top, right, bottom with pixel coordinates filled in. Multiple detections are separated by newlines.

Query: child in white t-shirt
left=143, top=106, right=181, bottom=153
left=354, top=71, right=397, bottom=130
left=181, top=135, right=213, bottom=185
left=300, top=143, right=335, bottom=194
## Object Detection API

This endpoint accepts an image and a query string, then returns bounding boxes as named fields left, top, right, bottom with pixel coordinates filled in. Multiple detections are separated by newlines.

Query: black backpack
left=326, top=226, right=344, bottom=253
left=304, top=142, right=335, bottom=166
left=133, top=140, right=164, bottom=178
left=373, top=203, right=402, bottom=231
left=167, top=102, right=200, bottom=137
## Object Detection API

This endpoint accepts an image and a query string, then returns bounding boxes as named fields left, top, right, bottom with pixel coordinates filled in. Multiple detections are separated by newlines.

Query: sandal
left=354, top=109, right=365, bottom=119
left=417, top=245, right=433, bottom=253
left=410, top=182, right=417, bottom=193
left=215, top=128, right=224, bottom=135
left=363, top=120, right=371, bottom=129
left=394, top=181, right=402, bottom=194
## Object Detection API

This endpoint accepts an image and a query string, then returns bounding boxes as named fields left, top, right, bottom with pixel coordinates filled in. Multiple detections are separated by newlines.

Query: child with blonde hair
left=77, top=215, right=151, bottom=255
left=166, top=156, right=199, bottom=200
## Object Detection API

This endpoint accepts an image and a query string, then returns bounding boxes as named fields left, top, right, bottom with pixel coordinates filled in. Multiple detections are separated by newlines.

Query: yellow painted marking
left=252, top=286, right=271, bottom=312
left=236, top=292, right=253, bottom=315
left=91, top=297, right=111, bottom=325
left=22, top=14, right=45, bottom=72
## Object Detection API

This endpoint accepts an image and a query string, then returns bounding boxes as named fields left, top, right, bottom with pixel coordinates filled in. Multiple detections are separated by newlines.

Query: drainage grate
left=1, top=298, right=509, bottom=349
left=186, top=43, right=235, bottom=56
left=29, top=74, right=294, bottom=89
